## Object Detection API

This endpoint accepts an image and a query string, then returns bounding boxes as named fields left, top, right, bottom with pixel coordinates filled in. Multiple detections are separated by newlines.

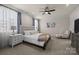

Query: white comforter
left=24, top=33, right=45, bottom=47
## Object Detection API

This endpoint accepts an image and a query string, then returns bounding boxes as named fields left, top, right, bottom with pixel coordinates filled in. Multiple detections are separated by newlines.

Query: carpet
left=0, top=37, right=77, bottom=55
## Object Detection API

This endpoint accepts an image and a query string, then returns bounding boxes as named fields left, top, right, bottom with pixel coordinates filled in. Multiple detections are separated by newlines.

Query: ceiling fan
left=40, top=6, right=55, bottom=15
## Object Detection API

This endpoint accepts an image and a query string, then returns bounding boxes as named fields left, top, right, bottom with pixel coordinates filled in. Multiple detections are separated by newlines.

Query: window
left=0, top=6, right=17, bottom=32
left=35, top=19, right=39, bottom=31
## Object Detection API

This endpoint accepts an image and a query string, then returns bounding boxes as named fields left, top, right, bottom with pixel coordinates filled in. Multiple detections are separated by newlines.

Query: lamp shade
left=11, top=26, right=16, bottom=30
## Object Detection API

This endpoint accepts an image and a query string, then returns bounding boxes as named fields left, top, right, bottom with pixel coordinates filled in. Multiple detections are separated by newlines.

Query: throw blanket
left=38, top=33, right=50, bottom=42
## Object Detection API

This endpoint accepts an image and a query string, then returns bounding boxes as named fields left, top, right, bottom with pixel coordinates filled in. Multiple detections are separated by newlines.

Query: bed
left=23, top=30, right=51, bottom=49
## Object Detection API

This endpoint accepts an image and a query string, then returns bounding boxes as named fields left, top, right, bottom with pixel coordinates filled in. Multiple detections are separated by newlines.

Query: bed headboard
left=22, top=26, right=35, bottom=31
left=20, top=25, right=39, bottom=35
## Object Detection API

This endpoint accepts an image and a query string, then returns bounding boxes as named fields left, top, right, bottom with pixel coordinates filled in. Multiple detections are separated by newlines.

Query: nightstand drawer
left=9, top=34, right=23, bottom=48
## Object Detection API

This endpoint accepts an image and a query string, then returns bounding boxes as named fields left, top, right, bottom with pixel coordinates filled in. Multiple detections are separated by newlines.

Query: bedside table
left=9, top=34, right=23, bottom=48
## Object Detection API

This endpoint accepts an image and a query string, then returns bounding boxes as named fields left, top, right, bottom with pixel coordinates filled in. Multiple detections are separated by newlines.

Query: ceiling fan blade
left=40, top=6, right=55, bottom=15
left=40, top=11, right=45, bottom=12
left=50, top=9, right=55, bottom=11
left=45, top=7, right=49, bottom=11
left=48, top=12, right=51, bottom=15
left=42, top=12, right=45, bottom=15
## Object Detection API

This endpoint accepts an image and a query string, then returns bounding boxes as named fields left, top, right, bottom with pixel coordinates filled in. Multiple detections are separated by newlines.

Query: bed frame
left=20, top=26, right=51, bottom=50
left=23, top=35, right=51, bottom=50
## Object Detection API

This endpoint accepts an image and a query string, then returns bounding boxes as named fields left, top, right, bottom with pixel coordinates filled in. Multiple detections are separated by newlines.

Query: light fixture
left=11, top=26, right=16, bottom=35
left=40, top=6, right=55, bottom=15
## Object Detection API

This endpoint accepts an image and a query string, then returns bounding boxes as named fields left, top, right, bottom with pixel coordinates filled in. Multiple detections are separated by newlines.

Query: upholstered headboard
left=22, top=26, right=35, bottom=30
left=20, top=25, right=35, bottom=34
left=20, top=26, right=39, bottom=35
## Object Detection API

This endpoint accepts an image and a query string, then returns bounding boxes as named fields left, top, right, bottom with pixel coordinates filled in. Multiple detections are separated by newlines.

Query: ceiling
left=4, top=4, right=79, bottom=18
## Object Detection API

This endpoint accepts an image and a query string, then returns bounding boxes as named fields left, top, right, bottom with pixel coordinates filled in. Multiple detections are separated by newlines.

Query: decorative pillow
left=38, top=34, right=49, bottom=41
left=24, top=31, right=31, bottom=35
left=24, top=30, right=38, bottom=35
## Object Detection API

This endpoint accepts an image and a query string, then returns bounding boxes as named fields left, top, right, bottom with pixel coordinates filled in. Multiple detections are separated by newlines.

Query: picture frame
left=47, top=23, right=50, bottom=28
left=47, top=22, right=56, bottom=28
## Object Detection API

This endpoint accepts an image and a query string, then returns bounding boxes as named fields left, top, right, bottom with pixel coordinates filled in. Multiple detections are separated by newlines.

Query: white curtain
left=0, top=6, right=17, bottom=33
left=0, top=6, right=18, bottom=48
left=35, top=19, right=39, bottom=31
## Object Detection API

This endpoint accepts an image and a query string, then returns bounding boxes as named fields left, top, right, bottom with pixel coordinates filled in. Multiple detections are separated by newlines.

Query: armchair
left=55, top=30, right=71, bottom=39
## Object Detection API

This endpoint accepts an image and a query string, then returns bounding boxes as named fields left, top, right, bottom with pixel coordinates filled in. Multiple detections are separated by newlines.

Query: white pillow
left=24, top=30, right=38, bottom=35
left=24, top=31, right=31, bottom=35
left=64, top=30, right=70, bottom=35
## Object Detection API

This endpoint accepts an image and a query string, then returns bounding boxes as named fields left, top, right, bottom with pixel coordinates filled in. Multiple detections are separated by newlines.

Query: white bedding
left=24, top=33, right=45, bottom=47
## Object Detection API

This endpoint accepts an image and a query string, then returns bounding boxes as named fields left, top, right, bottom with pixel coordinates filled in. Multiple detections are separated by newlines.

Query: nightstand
left=9, top=34, right=23, bottom=48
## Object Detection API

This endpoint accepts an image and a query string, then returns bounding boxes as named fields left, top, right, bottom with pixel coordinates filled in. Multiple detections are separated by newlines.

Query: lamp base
left=11, top=30, right=15, bottom=35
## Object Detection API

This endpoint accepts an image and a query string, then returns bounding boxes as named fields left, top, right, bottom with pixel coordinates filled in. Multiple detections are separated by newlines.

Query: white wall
left=21, top=13, right=70, bottom=36
left=70, top=7, right=79, bottom=33
left=21, top=13, right=33, bottom=27
left=40, top=14, right=70, bottom=36
left=10, top=4, right=78, bottom=35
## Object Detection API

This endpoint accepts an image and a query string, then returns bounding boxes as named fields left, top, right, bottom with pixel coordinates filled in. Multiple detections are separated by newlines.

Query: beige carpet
left=0, top=37, right=77, bottom=55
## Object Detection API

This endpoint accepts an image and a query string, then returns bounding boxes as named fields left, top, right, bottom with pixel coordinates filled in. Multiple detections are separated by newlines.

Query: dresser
left=71, top=33, right=79, bottom=54
left=71, top=33, right=77, bottom=48
left=74, top=33, right=79, bottom=54
left=9, top=34, right=23, bottom=48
